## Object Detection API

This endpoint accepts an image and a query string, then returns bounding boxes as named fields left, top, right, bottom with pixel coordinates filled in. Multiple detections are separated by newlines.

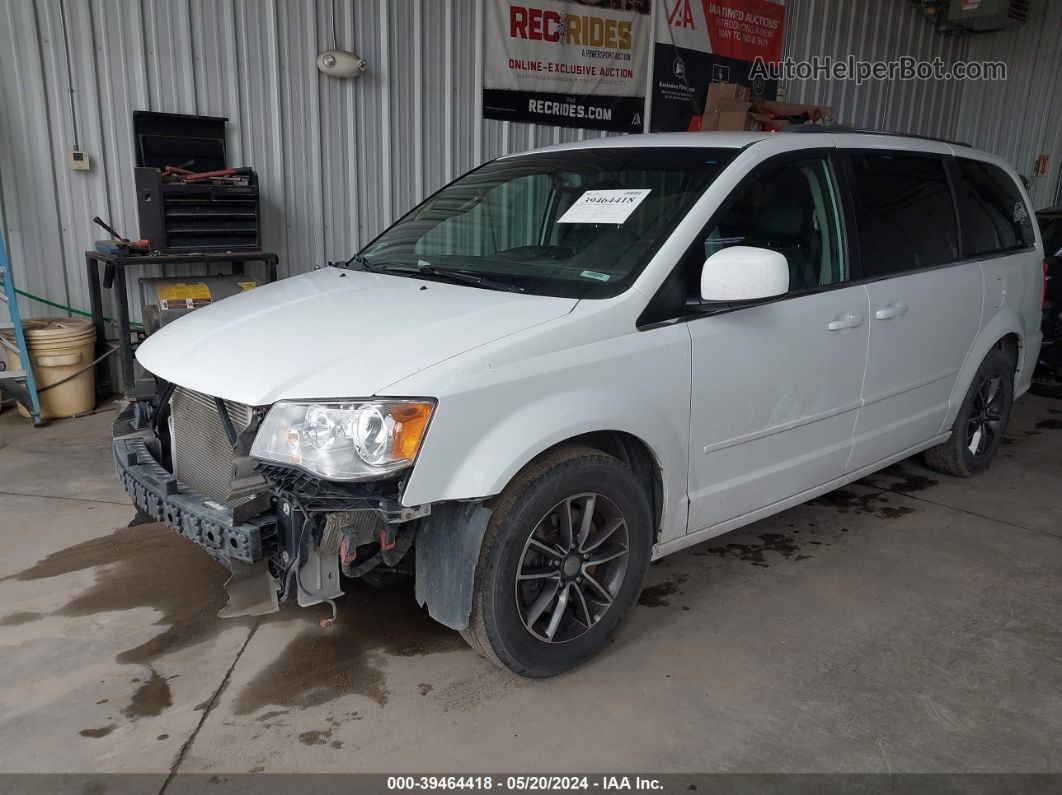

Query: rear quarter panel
left=940, top=147, right=1044, bottom=428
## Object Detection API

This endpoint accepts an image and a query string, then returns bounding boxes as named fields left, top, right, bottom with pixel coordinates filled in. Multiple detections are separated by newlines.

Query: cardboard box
left=700, top=101, right=777, bottom=132
left=701, top=82, right=756, bottom=132
left=697, top=83, right=833, bottom=133
left=702, top=98, right=756, bottom=131
left=704, top=81, right=751, bottom=114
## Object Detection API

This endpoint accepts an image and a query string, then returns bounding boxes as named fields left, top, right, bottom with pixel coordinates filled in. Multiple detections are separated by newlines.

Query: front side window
left=700, top=155, right=846, bottom=293
left=361, top=148, right=733, bottom=299
left=956, top=159, right=1036, bottom=256
left=848, top=153, right=959, bottom=277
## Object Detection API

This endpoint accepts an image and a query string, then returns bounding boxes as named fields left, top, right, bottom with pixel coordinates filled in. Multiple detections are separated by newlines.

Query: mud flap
left=414, top=503, right=492, bottom=630
left=218, top=559, right=280, bottom=618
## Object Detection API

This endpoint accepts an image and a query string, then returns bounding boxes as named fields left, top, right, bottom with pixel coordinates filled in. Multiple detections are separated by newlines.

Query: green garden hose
left=9, top=286, right=143, bottom=328
left=0, top=286, right=126, bottom=397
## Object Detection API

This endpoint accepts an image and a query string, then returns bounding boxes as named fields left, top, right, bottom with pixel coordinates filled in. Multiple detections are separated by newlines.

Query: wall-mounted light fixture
left=316, top=49, right=368, bottom=78
left=318, top=0, right=367, bottom=78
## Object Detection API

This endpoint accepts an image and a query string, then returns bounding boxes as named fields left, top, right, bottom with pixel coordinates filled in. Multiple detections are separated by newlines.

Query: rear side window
left=955, top=159, right=1035, bottom=256
left=848, top=153, right=959, bottom=277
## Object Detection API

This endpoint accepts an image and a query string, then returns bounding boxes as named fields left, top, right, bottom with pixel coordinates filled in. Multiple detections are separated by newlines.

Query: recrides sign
left=483, top=0, right=651, bottom=132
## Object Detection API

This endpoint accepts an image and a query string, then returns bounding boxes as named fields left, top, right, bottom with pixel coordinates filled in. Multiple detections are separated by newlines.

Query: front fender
left=397, top=323, right=693, bottom=543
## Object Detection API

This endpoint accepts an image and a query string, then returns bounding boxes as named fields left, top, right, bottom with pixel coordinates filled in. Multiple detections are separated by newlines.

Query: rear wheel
left=923, top=348, right=1014, bottom=477
left=461, top=446, right=652, bottom=677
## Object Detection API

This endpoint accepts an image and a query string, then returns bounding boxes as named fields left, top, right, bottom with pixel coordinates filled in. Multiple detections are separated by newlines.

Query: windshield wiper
left=329, top=257, right=524, bottom=293
left=331, top=252, right=372, bottom=270
left=371, top=263, right=525, bottom=293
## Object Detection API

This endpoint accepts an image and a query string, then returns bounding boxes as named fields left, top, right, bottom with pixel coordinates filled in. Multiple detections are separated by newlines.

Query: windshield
left=359, top=147, right=734, bottom=299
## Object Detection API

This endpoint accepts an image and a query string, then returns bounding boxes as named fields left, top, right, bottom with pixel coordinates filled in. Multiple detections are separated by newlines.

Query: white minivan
left=116, top=130, right=1044, bottom=676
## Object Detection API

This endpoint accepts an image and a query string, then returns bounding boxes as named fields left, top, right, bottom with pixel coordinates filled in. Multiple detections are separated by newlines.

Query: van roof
left=503, top=132, right=773, bottom=156
left=507, top=130, right=1016, bottom=180
left=509, top=130, right=974, bottom=155
left=782, top=125, right=972, bottom=148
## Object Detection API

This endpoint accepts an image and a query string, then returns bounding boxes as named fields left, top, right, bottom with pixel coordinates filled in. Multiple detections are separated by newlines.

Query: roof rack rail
left=781, top=124, right=972, bottom=148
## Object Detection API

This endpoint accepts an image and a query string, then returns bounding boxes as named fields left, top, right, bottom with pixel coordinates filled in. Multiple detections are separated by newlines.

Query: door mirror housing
left=700, top=246, right=790, bottom=302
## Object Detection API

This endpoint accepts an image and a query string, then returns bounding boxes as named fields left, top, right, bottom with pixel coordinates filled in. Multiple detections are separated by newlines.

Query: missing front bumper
left=112, top=401, right=436, bottom=622
left=113, top=434, right=276, bottom=563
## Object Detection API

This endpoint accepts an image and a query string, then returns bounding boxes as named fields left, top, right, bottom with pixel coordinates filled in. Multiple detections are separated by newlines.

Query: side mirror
left=700, top=246, right=790, bottom=302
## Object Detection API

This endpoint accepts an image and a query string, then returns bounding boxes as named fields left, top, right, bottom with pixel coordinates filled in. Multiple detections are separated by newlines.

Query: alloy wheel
left=967, top=374, right=1006, bottom=457
left=514, top=492, right=630, bottom=644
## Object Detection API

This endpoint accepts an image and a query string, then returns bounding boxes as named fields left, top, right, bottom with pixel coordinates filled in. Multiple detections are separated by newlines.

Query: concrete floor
left=1, top=395, right=1061, bottom=775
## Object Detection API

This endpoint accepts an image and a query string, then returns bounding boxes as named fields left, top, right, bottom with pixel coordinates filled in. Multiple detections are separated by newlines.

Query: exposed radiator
left=170, top=387, right=255, bottom=505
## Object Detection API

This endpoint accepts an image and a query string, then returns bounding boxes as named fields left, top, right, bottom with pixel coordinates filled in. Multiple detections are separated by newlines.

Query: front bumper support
left=113, top=435, right=275, bottom=562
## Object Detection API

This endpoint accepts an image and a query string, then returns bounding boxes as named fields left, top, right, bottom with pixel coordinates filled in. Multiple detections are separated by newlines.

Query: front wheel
left=461, top=446, right=652, bottom=677
left=923, top=348, right=1014, bottom=477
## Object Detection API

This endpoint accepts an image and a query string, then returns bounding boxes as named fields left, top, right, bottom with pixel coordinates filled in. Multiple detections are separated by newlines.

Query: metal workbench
left=85, top=249, right=279, bottom=399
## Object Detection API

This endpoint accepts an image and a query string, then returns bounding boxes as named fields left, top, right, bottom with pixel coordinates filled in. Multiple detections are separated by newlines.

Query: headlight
left=251, top=399, right=435, bottom=480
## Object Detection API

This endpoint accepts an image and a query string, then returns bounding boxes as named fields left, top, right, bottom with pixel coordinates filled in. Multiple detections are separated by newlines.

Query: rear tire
left=923, top=348, right=1014, bottom=477
left=461, top=446, right=652, bottom=677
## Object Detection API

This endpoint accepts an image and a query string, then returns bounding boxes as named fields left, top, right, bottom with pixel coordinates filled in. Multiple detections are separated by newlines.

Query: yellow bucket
left=0, top=318, right=97, bottom=419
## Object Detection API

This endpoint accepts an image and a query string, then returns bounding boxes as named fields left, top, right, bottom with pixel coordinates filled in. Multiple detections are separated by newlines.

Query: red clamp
left=339, top=537, right=357, bottom=565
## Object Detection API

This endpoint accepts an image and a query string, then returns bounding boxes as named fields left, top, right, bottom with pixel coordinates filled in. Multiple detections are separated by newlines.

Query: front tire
left=923, top=348, right=1014, bottom=477
left=461, top=446, right=652, bottom=677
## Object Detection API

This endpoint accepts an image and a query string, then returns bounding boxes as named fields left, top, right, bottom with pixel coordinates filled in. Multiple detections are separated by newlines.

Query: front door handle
left=827, top=313, right=863, bottom=331
left=875, top=302, right=908, bottom=320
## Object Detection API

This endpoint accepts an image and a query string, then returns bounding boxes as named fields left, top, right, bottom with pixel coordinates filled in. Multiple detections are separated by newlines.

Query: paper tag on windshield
left=580, top=270, right=611, bottom=281
left=557, top=189, right=651, bottom=225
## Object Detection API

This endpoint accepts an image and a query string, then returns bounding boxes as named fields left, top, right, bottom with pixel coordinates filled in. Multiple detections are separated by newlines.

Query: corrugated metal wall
left=953, top=0, right=1062, bottom=209
left=781, top=0, right=971, bottom=140
left=1, top=0, right=1058, bottom=328
left=782, top=0, right=1062, bottom=208
left=0, top=0, right=614, bottom=325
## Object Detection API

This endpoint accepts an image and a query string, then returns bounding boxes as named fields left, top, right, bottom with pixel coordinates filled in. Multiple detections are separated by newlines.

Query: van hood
left=136, top=267, right=577, bottom=406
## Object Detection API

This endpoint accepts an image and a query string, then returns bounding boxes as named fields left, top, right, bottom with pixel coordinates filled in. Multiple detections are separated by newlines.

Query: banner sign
left=702, top=0, right=785, bottom=62
left=650, top=0, right=785, bottom=132
left=483, top=0, right=652, bottom=132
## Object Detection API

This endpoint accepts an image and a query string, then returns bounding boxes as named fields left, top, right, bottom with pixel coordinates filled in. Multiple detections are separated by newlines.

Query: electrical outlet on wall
left=67, top=149, right=91, bottom=171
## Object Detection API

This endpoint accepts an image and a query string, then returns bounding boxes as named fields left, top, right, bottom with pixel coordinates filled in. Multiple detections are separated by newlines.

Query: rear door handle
left=875, top=302, right=908, bottom=320
left=827, top=313, right=863, bottom=331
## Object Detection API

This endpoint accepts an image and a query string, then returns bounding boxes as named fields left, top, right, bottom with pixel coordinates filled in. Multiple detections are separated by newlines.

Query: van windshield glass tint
left=359, top=148, right=733, bottom=299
